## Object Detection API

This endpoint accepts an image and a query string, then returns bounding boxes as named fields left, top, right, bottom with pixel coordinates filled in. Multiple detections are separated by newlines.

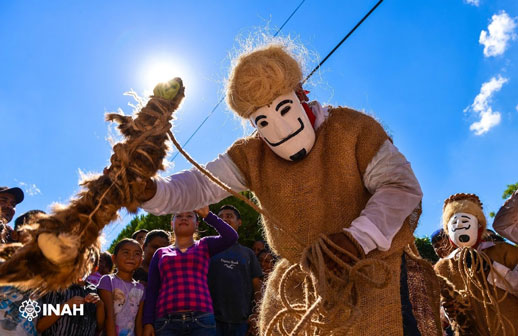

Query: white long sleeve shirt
left=142, top=103, right=422, bottom=255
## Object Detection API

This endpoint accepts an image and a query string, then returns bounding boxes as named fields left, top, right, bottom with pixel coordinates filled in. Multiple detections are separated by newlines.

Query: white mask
left=250, top=91, right=316, bottom=161
left=447, top=212, right=480, bottom=248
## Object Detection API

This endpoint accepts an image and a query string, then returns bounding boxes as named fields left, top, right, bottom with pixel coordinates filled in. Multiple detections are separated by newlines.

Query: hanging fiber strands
left=0, top=78, right=185, bottom=294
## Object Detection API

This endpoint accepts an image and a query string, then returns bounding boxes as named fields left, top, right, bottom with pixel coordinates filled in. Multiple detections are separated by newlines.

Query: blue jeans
left=154, top=312, right=216, bottom=336
left=215, top=320, right=249, bottom=336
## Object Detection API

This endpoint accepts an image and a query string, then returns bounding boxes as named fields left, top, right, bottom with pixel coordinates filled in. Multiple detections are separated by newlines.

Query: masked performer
left=139, top=42, right=440, bottom=335
left=435, top=193, right=518, bottom=335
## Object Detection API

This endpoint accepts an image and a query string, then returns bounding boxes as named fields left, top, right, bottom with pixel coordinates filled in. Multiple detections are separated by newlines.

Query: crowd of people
left=2, top=182, right=517, bottom=336
left=0, top=186, right=278, bottom=336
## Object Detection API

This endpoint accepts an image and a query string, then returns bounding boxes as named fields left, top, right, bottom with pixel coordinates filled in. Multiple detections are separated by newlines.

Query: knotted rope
left=261, top=232, right=391, bottom=335
left=0, top=85, right=186, bottom=292
left=457, top=247, right=515, bottom=336
left=77, top=95, right=178, bottom=239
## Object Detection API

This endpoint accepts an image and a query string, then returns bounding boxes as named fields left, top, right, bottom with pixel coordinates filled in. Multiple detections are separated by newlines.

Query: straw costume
left=435, top=193, right=518, bottom=335
left=494, top=190, right=518, bottom=244
left=0, top=79, right=185, bottom=293
left=142, top=43, right=441, bottom=335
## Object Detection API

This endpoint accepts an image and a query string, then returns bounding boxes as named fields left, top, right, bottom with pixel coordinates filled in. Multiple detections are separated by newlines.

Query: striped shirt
left=143, top=212, right=238, bottom=325
left=39, top=283, right=98, bottom=336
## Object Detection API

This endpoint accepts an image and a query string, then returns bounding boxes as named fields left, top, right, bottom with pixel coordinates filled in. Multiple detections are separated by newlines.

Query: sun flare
left=140, top=57, right=193, bottom=95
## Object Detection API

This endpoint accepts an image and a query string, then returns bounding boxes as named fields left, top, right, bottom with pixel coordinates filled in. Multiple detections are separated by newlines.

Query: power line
left=170, top=96, right=225, bottom=161
left=303, top=0, right=384, bottom=83
left=274, top=0, right=306, bottom=37
left=171, top=0, right=307, bottom=161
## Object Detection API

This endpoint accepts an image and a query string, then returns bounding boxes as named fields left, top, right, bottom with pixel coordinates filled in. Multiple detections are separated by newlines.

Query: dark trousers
left=154, top=311, right=216, bottom=336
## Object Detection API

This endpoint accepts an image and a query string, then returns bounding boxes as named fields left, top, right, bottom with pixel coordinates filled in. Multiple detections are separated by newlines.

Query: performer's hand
left=138, top=178, right=157, bottom=203
left=324, top=232, right=364, bottom=273
left=103, top=166, right=157, bottom=203
left=143, top=324, right=155, bottom=336
left=195, top=206, right=210, bottom=218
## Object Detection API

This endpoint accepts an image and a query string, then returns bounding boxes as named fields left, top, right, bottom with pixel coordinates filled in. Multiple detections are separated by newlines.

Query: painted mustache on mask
left=452, top=225, right=471, bottom=232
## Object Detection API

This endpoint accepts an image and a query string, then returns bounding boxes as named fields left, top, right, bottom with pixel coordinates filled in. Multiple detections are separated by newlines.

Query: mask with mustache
left=447, top=212, right=480, bottom=248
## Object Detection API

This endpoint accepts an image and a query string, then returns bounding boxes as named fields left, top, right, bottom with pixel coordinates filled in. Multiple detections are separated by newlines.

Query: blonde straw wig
left=226, top=44, right=302, bottom=118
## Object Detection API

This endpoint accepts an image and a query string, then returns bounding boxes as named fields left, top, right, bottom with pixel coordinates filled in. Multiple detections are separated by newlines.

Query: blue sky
left=1, top=0, right=517, bottom=250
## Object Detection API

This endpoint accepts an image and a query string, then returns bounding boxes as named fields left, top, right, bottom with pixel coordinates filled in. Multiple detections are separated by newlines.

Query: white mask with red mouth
left=250, top=91, right=316, bottom=162
left=447, top=212, right=480, bottom=248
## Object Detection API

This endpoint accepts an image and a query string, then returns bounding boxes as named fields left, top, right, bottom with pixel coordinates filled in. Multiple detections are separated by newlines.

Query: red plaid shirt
left=156, top=241, right=212, bottom=316
left=143, top=212, right=238, bottom=325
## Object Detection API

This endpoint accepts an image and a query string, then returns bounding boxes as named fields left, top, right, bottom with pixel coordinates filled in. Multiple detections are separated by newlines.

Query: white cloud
left=465, top=75, right=508, bottom=135
left=479, top=11, right=518, bottom=57
left=18, top=182, right=41, bottom=196
left=465, top=0, right=479, bottom=6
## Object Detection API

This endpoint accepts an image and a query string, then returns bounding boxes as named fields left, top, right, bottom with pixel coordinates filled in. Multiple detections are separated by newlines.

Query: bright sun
left=140, top=57, right=193, bottom=94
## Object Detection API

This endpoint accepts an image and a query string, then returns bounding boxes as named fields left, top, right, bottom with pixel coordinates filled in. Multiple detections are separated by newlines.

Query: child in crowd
left=251, top=240, right=265, bottom=256
left=133, top=230, right=170, bottom=286
left=99, top=239, right=145, bottom=336
left=132, top=229, right=149, bottom=247
left=257, top=249, right=276, bottom=279
left=36, top=278, right=105, bottom=336
left=143, top=207, right=238, bottom=336
left=87, top=251, right=114, bottom=286
left=431, top=228, right=454, bottom=260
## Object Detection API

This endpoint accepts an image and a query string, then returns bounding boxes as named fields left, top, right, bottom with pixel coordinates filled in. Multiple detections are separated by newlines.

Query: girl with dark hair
left=143, top=207, right=238, bottom=336
left=133, top=230, right=170, bottom=286
left=98, top=239, right=145, bottom=336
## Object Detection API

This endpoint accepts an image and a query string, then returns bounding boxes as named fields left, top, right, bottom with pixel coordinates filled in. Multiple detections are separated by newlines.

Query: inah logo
left=19, top=299, right=41, bottom=321
left=19, top=298, right=85, bottom=320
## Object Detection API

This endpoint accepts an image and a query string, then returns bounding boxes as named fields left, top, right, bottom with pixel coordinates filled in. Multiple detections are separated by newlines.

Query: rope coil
left=456, top=247, right=515, bottom=336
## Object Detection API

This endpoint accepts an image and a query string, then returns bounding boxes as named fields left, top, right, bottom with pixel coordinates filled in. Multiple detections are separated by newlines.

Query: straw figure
left=435, top=193, right=518, bottom=335
left=0, top=78, right=185, bottom=294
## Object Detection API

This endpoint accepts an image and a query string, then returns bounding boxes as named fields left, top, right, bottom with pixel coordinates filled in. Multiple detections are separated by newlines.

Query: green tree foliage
left=108, top=213, right=172, bottom=253
left=108, top=192, right=262, bottom=252
left=502, top=182, right=518, bottom=200
left=414, top=236, right=438, bottom=264
left=207, top=191, right=262, bottom=248
left=490, top=182, right=518, bottom=218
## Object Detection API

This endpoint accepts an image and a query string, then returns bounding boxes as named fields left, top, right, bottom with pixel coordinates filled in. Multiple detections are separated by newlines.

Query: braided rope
left=264, top=234, right=392, bottom=335
left=457, top=248, right=515, bottom=335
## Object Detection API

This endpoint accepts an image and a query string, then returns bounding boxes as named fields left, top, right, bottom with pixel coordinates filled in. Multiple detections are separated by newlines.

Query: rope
left=166, top=129, right=308, bottom=249
left=77, top=96, right=179, bottom=239
left=171, top=0, right=307, bottom=161
left=303, top=0, right=385, bottom=83
left=264, top=234, right=392, bottom=335
left=457, top=247, right=516, bottom=336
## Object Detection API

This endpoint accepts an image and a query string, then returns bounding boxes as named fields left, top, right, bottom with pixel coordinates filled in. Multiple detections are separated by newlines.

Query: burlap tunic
left=227, top=107, right=441, bottom=335
left=435, top=243, right=518, bottom=335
